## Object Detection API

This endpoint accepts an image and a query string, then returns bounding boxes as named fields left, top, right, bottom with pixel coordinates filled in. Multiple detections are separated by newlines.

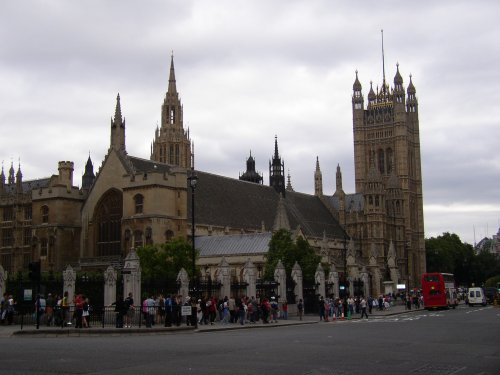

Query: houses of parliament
left=0, top=55, right=425, bottom=296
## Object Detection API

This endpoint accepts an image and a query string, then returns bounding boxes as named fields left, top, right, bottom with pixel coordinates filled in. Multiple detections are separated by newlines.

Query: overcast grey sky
left=1, top=0, right=499, bottom=245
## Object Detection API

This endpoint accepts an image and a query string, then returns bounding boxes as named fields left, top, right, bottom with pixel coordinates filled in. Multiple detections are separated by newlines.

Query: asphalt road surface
left=0, top=305, right=498, bottom=374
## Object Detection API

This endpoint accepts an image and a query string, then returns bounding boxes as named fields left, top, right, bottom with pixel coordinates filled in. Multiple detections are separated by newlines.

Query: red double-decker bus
left=421, top=272, right=458, bottom=310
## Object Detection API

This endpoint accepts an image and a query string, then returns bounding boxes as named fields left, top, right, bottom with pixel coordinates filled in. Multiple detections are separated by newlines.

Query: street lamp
left=187, top=169, right=198, bottom=328
left=187, top=169, right=198, bottom=286
left=406, top=241, right=411, bottom=298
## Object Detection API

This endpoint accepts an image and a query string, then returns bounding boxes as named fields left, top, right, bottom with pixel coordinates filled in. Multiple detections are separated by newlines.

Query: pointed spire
left=168, top=52, right=177, bottom=95
left=82, top=154, right=95, bottom=189
left=274, top=135, right=279, bottom=159
left=353, top=70, right=362, bottom=91
left=16, top=160, right=22, bottom=192
left=407, top=74, right=416, bottom=94
left=0, top=162, right=5, bottom=190
left=394, top=62, right=403, bottom=85
left=8, top=161, right=15, bottom=185
left=314, top=156, right=322, bottom=197
left=336, top=163, right=343, bottom=192
left=110, top=93, right=126, bottom=152
left=381, top=29, right=387, bottom=95
left=114, top=93, right=123, bottom=127
left=286, top=170, right=294, bottom=192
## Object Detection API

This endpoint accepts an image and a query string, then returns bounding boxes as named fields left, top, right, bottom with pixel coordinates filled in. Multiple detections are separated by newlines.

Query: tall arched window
left=133, top=230, right=143, bottom=248
left=386, top=148, right=393, bottom=174
left=94, top=189, right=123, bottom=256
left=165, top=230, right=174, bottom=242
left=378, top=149, right=385, bottom=174
left=40, top=238, right=48, bottom=257
left=134, top=194, right=144, bottom=214
left=41, top=206, right=49, bottom=223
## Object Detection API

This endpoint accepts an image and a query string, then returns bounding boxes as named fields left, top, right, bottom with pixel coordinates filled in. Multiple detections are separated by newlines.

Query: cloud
left=0, top=0, right=499, bottom=245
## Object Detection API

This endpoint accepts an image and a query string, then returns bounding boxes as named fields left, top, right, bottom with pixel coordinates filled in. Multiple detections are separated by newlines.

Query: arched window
left=41, top=205, right=49, bottom=223
left=145, top=227, right=152, bottom=245
left=165, top=230, right=174, bottom=242
left=94, top=189, right=123, bottom=256
left=133, top=230, right=143, bottom=248
left=378, top=149, right=385, bottom=174
left=40, top=238, right=48, bottom=257
left=134, top=194, right=144, bottom=214
left=386, top=148, right=393, bottom=174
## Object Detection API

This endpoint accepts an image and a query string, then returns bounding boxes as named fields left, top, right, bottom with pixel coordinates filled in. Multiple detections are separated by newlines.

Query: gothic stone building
left=0, top=56, right=425, bottom=297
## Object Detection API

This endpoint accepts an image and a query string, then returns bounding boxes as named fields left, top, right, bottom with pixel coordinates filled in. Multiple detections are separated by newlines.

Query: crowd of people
left=109, top=293, right=297, bottom=328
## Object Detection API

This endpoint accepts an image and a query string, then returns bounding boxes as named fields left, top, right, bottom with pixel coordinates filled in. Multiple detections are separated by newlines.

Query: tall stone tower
left=150, top=55, right=192, bottom=168
left=352, top=59, right=425, bottom=287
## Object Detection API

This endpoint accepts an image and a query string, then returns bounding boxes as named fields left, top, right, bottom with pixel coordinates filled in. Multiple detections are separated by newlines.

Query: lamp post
left=187, top=169, right=198, bottom=287
left=406, top=241, right=411, bottom=299
left=187, top=169, right=198, bottom=328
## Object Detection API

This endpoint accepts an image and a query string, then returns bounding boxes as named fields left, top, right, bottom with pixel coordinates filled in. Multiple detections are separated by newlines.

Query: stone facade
left=0, top=55, right=426, bottom=298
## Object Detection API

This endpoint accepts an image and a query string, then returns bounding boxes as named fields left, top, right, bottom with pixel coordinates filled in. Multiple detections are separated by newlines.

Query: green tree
left=136, top=238, right=197, bottom=279
left=264, top=229, right=321, bottom=283
left=425, top=232, right=500, bottom=286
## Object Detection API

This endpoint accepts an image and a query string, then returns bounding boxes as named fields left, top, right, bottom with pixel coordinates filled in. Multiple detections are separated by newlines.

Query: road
left=0, top=305, right=498, bottom=374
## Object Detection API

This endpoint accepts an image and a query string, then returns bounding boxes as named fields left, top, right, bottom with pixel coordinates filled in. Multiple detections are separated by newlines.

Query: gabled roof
left=190, top=170, right=346, bottom=239
left=197, top=232, right=272, bottom=257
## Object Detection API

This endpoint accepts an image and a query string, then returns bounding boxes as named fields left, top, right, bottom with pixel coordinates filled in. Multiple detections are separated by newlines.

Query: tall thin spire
left=110, top=93, right=126, bottom=152
left=168, top=52, right=177, bottom=94
left=381, top=29, right=386, bottom=94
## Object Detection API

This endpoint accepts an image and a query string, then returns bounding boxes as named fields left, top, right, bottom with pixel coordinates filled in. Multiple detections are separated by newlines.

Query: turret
left=58, top=161, right=74, bottom=190
left=406, top=75, right=418, bottom=113
left=110, top=94, right=126, bottom=152
left=82, top=155, right=95, bottom=189
left=314, top=156, right=323, bottom=197
left=239, top=151, right=263, bottom=184
left=269, top=136, right=285, bottom=196
left=0, top=164, right=5, bottom=193
left=15, top=163, right=23, bottom=193
left=8, top=162, right=15, bottom=185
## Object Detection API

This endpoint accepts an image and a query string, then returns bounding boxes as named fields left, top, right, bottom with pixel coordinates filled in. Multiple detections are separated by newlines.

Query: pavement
left=0, top=302, right=423, bottom=337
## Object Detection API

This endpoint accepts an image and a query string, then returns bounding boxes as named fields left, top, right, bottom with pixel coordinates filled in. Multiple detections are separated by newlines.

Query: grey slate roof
left=127, top=156, right=173, bottom=174
left=190, top=170, right=346, bottom=239
left=2, top=178, right=51, bottom=195
left=197, top=232, right=272, bottom=257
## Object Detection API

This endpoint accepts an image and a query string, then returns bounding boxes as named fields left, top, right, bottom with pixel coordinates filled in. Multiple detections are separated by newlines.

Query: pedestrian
left=112, top=296, right=125, bottom=328
left=360, top=297, right=368, bottom=319
left=297, top=298, right=304, bottom=320
left=208, top=296, right=217, bottom=325
left=319, top=296, right=325, bottom=321
left=124, top=293, right=134, bottom=328
left=164, top=294, right=172, bottom=327
left=61, top=291, right=70, bottom=327
left=6, top=295, right=15, bottom=325
left=282, top=301, right=288, bottom=320
left=46, top=293, right=55, bottom=326
left=82, top=296, right=90, bottom=328
left=367, top=296, right=373, bottom=314
left=270, top=297, right=279, bottom=323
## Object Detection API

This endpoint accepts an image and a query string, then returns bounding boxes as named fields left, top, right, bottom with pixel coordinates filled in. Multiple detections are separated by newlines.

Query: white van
left=467, top=287, right=486, bottom=306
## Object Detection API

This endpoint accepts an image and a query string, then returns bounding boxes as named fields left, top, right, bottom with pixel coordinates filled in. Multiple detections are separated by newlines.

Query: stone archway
left=93, top=189, right=123, bottom=257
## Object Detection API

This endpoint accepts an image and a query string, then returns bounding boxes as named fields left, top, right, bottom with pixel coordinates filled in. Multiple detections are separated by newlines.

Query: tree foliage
left=264, top=229, right=321, bottom=283
left=136, top=238, right=197, bottom=280
left=425, top=232, right=500, bottom=286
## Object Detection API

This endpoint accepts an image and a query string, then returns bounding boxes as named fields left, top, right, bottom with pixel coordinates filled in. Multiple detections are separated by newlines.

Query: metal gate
left=302, top=281, right=319, bottom=314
